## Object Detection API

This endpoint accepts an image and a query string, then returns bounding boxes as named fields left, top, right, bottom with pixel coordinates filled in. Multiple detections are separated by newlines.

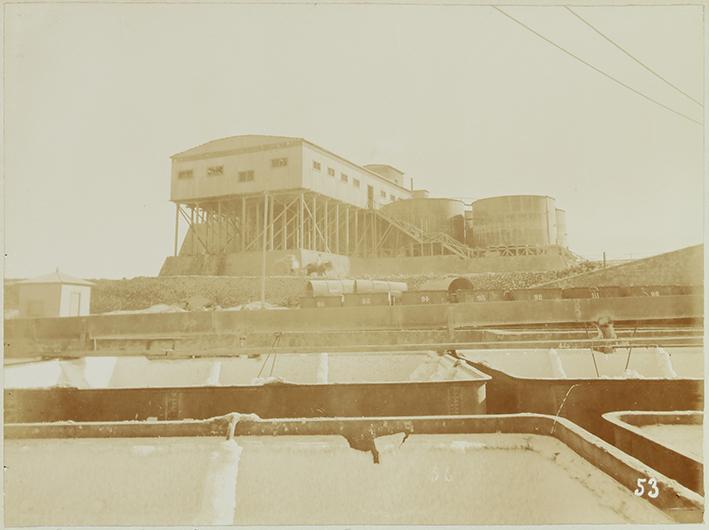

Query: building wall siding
left=171, top=144, right=304, bottom=202
left=301, top=144, right=410, bottom=209
left=18, top=284, right=63, bottom=318
left=170, top=139, right=412, bottom=209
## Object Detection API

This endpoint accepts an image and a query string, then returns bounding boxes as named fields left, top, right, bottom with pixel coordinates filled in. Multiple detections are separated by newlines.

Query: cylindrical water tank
left=470, top=195, right=558, bottom=248
left=380, top=197, right=466, bottom=242
left=555, top=208, right=567, bottom=247
left=464, top=210, right=474, bottom=246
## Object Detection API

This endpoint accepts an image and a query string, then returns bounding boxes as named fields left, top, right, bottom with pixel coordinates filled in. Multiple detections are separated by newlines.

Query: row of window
left=311, top=160, right=397, bottom=201
left=178, top=157, right=398, bottom=203
left=178, top=168, right=255, bottom=181
left=177, top=158, right=289, bottom=180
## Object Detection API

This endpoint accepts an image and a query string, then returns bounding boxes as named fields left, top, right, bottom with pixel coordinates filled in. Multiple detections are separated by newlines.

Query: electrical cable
left=492, top=6, right=703, bottom=126
left=565, top=5, right=702, bottom=107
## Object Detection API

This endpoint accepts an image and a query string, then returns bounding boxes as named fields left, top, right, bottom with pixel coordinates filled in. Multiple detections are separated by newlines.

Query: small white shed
left=17, top=271, right=94, bottom=318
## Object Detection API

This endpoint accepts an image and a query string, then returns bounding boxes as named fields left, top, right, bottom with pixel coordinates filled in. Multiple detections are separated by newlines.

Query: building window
left=313, top=161, right=321, bottom=171
left=390, top=194, right=395, bottom=201
left=177, top=170, right=193, bottom=180
left=353, top=178, right=360, bottom=188
left=207, top=166, right=224, bottom=177
left=380, top=190, right=387, bottom=198
left=238, top=170, right=255, bottom=182
left=328, top=167, right=335, bottom=177
left=340, top=173, right=349, bottom=183
left=272, top=157, right=288, bottom=168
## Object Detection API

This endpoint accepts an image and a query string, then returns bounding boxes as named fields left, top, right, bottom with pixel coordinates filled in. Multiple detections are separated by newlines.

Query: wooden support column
left=354, top=210, right=359, bottom=255
left=197, top=203, right=203, bottom=254
left=324, top=200, right=329, bottom=252
left=217, top=200, right=222, bottom=253
left=282, top=202, right=288, bottom=250
left=345, top=206, right=350, bottom=255
left=335, top=203, right=340, bottom=254
left=203, top=205, right=209, bottom=254
left=174, top=204, right=180, bottom=256
left=298, top=192, right=304, bottom=249
left=260, top=192, right=268, bottom=302
left=363, top=213, right=369, bottom=257
left=240, top=196, right=246, bottom=251
left=269, top=194, right=274, bottom=250
left=311, top=195, right=317, bottom=251
left=371, top=212, right=376, bottom=257
left=256, top=201, right=261, bottom=250
left=190, top=205, right=195, bottom=255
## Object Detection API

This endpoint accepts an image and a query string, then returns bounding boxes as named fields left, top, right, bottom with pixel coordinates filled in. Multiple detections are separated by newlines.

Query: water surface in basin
left=461, top=347, right=703, bottom=379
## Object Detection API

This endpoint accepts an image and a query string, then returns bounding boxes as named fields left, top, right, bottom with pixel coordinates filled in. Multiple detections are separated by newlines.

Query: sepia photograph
left=1, top=0, right=705, bottom=526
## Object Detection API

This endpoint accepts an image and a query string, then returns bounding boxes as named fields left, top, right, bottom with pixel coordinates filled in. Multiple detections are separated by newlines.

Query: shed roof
left=18, top=271, right=95, bottom=287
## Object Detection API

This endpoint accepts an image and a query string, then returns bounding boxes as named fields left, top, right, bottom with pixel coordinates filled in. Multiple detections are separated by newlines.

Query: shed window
left=313, top=161, right=321, bottom=171
left=353, top=178, right=361, bottom=188
left=380, top=190, right=387, bottom=198
left=328, top=167, right=335, bottom=177
left=178, top=170, right=193, bottom=180
left=207, top=166, right=224, bottom=177
left=390, top=194, right=395, bottom=201
left=238, top=170, right=255, bottom=182
left=340, top=173, right=349, bottom=183
left=271, top=157, right=288, bottom=168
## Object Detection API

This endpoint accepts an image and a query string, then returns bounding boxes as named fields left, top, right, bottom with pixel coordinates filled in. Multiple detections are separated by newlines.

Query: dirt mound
left=533, top=245, right=703, bottom=288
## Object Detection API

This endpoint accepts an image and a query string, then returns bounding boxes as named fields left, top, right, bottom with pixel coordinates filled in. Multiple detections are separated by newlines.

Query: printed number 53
left=634, top=477, right=659, bottom=498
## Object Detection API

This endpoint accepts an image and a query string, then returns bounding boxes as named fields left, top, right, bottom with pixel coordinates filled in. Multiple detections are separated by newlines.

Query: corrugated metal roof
left=18, top=271, right=94, bottom=287
left=171, top=135, right=302, bottom=159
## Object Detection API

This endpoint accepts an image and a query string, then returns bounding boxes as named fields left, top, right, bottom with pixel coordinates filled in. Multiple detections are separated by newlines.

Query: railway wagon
left=299, top=284, right=703, bottom=308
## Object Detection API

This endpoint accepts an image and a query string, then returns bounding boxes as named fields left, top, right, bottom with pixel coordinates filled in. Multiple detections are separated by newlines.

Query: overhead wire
left=564, top=5, right=703, bottom=107
left=491, top=6, right=703, bottom=126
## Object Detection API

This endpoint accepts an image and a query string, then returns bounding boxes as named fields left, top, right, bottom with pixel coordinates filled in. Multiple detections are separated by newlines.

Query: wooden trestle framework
left=173, top=190, right=575, bottom=260
left=175, top=191, right=456, bottom=258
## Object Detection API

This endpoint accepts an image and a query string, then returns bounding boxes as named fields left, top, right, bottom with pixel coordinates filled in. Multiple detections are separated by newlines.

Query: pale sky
left=3, top=2, right=705, bottom=279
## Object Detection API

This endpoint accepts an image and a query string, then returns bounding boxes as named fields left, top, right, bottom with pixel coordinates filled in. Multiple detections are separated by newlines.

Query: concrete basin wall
left=4, top=414, right=703, bottom=525
left=4, top=294, right=703, bottom=349
left=458, top=354, right=704, bottom=446
left=603, top=411, right=703, bottom=495
left=5, top=352, right=481, bottom=389
left=4, top=353, right=490, bottom=422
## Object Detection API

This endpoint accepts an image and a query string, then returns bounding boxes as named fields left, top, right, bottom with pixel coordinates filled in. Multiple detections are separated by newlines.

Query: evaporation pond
left=461, top=347, right=703, bottom=379
left=5, top=433, right=674, bottom=525
left=4, top=352, right=477, bottom=389
left=638, top=424, right=703, bottom=462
